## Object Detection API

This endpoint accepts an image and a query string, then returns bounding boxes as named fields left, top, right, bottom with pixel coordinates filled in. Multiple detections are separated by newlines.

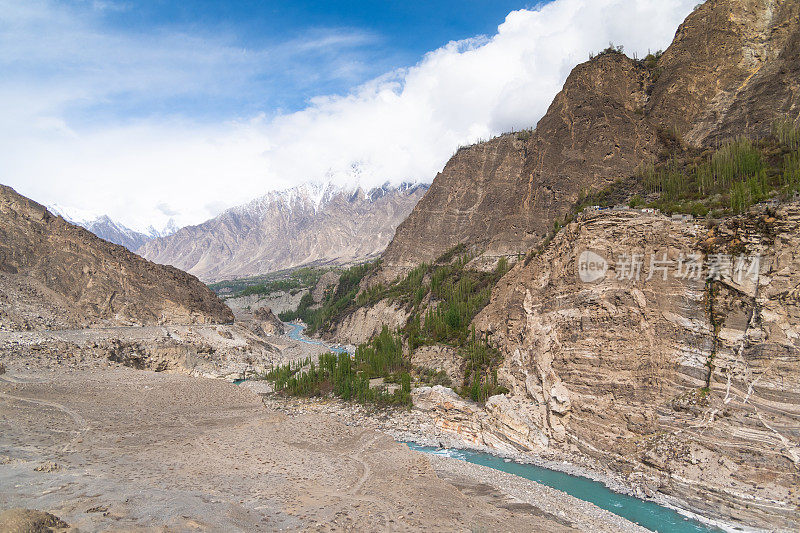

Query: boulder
left=0, top=508, right=69, bottom=532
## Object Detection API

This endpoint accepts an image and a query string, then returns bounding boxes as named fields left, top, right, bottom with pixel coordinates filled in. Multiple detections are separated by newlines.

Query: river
left=405, top=443, right=721, bottom=533
left=285, top=321, right=350, bottom=354
left=283, top=323, right=721, bottom=532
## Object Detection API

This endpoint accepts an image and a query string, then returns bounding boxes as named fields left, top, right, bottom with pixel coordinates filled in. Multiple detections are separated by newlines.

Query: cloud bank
left=1, top=0, right=697, bottom=231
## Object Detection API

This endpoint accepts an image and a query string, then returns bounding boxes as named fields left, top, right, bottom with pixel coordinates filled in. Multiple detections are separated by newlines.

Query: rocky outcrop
left=252, top=306, right=285, bottom=336
left=0, top=323, right=280, bottom=381
left=379, top=0, right=800, bottom=281
left=648, top=0, right=800, bottom=144
left=381, top=134, right=529, bottom=276
left=0, top=508, right=69, bottom=532
left=410, top=345, right=464, bottom=386
left=411, top=386, right=555, bottom=454
left=139, top=182, right=427, bottom=282
left=0, top=185, right=233, bottom=331
left=312, top=271, right=340, bottom=304
left=224, top=290, right=308, bottom=319
left=470, top=205, right=800, bottom=530
left=324, top=299, right=409, bottom=345
left=380, top=54, right=657, bottom=278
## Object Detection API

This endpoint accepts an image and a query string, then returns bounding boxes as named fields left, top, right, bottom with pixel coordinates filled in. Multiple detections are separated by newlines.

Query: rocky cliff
left=333, top=3, right=800, bottom=528
left=380, top=0, right=800, bottom=281
left=139, top=182, right=428, bottom=282
left=0, top=185, right=233, bottom=331
left=468, top=205, right=800, bottom=529
left=649, top=0, right=800, bottom=144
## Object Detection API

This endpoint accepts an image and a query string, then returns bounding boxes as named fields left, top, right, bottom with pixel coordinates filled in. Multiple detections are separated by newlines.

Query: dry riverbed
left=0, top=359, right=646, bottom=532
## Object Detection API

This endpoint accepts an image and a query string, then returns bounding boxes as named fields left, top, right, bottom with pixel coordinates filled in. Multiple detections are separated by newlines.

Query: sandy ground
left=0, top=362, right=645, bottom=532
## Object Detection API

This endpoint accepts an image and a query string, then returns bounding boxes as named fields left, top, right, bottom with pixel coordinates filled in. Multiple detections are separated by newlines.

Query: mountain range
left=47, top=204, right=178, bottom=252
left=137, top=181, right=428, bottom=282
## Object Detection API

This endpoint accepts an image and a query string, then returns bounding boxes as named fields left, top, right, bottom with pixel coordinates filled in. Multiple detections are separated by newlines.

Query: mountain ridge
left=378, top=0, right=800, bottom=282
left=138, top=181, right=428, bottom=282
left=0, top=184, right=233, bottom=330
left=47, top=204, right=179, bottom=252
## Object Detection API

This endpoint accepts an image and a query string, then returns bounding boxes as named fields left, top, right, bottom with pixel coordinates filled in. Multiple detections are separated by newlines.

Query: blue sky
left=0, top=0, right=697, bottom=231
left=57, top=0, right=541, bottom=122
left=99, top=0, right=537, bottom=101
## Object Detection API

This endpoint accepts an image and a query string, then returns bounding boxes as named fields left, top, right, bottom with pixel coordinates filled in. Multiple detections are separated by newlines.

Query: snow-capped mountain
left=47, top=205, right=179, bottom=252
left=138, top=181, right=428, bottom=282
left=146, top=219, right=180, bottom=239
left=46, top=203, right=101, bottom=227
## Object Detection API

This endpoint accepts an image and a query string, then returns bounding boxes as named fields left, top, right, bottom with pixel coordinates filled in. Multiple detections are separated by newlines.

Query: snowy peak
left=231, top=181, right=425, bottom=220
left=138, top=180, right=429, bottom=281
left=46, top=203, right=101, bottom=227
left=145, top=219, right=179, bottom=239
left=232, top=182, right=340, bottom=218
left=46, top=204, right=179, bottom=252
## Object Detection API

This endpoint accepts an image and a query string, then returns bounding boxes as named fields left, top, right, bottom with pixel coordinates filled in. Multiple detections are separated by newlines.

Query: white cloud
left=0, top=0, right=697, bottom=231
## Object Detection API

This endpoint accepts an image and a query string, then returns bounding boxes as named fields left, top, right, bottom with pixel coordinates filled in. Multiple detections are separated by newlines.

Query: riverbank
left=0, top=363, right=644, bottom=532
left=282, top=325, right=763, bottom=533
left=261, top=394, right=749, bottom=533
left=0, top=323, right=756, bottom=531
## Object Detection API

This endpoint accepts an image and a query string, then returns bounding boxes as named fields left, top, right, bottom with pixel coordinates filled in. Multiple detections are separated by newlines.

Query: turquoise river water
left=405, top=443, right=720, bottom=533
left=273, top=322, right=722, bottom=532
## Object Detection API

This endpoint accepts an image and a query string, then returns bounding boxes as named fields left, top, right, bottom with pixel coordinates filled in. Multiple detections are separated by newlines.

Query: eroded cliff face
left=0, top=323, right=282, bottom=382
left=0, top=185, right=233, bottom=330
left=468, top=206, right=800, bottom=530
left=381, top=134, right=528, bottom=278
left=380, top=0, right=800, bottom=281
left=382, top=53, right=658, bottom=279
left=649, top=0, right=800, bottom=144
left=325, top=299, right=410, bottom=346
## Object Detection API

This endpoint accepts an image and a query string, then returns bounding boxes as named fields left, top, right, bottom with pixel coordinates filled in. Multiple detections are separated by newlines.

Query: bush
left=711, top=137, right=764, bottom=187
left=355, top=326, right=404, bottom=378
left=601, top=42, right=625, bottom=55
left=267, top=350, right=411, bottom=406
left=782, top=151, right=800, bottom=193
left=641, top=49, right=663, bottom=70
left=629, top=136, right=785, bottom=216
left=461, top=328, right=507, bottom=403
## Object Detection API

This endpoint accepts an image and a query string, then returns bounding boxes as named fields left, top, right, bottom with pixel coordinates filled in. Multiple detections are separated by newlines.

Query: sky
left=0, top=0, right=698, bottom=232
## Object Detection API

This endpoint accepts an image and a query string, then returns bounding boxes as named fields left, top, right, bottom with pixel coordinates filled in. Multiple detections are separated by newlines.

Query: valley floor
left=0, top=361, right=645, bottom=532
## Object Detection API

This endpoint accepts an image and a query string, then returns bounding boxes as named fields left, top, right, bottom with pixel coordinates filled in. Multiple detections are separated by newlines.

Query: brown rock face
left=324, top=299, right=409, bottom=345
left=311, top=270, right=340, bottom=304
left=410, top=345, right=463, bottom=386
left=139, top=183, right=427, bottom=282
left=383, top=54, right=658, bottom=277
left=382, top=134, right=528, bottom=274
left=0, top=185, right=233, bottom=330
left=649, top=0, right=800, bottom=144
left=381, top=0, right=800, bottom=279
left=252, top=306, right=286, bottom=336
left=474, top=206, right=800, bottom=530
